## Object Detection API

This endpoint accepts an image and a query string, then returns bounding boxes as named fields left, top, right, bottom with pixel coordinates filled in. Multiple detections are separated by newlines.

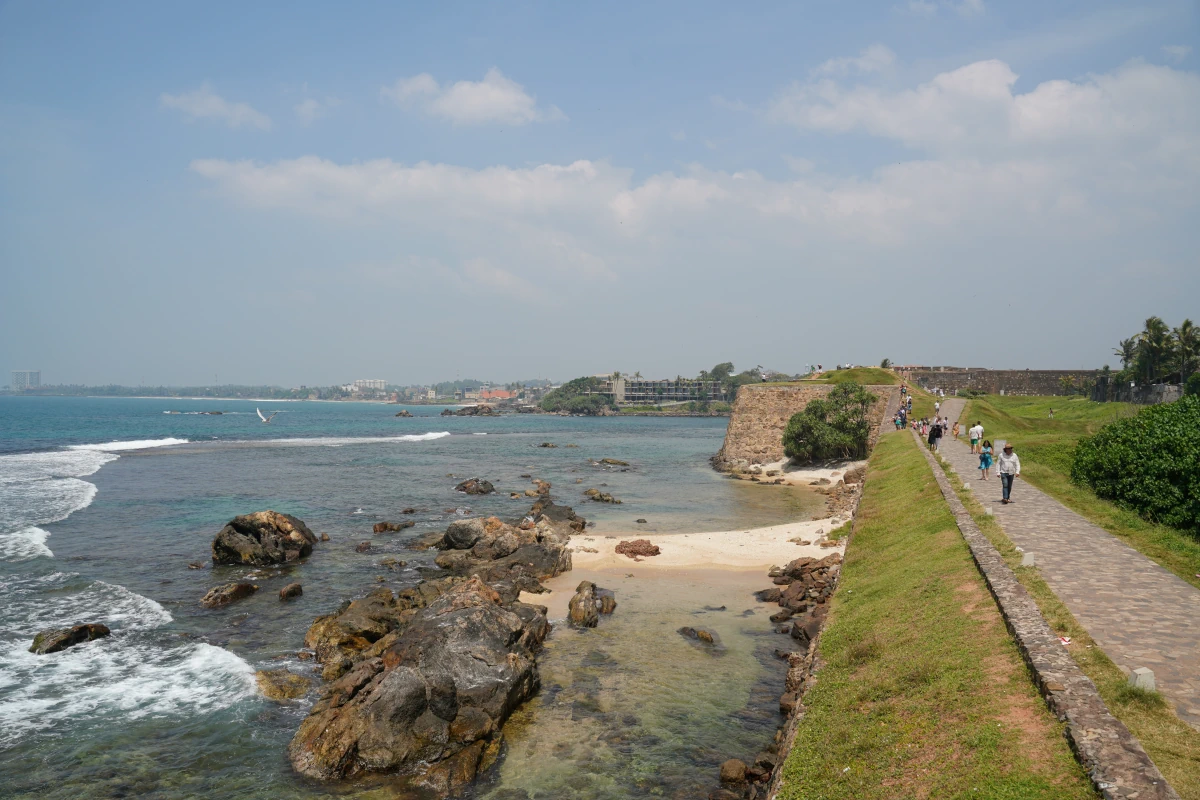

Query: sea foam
left=0, top=527, right=53, bottom=562
left=67, top=438, right=190, bottom=452
left=261, top=431, right=452, bottom=447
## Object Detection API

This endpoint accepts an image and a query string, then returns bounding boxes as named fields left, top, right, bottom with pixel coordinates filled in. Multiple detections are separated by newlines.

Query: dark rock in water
left=599, top=458, right=629, bottom=466
left=355, top=541, right=372, bottom=553
left=596, top=588, right=617, bottom=615
left=288, top=578, right=547, bottom=792
left=528, top=497, right=585, bottom=532
left=754, top=588, right=781, bottom=603
left=29, top=623, right=111, bottom=654
left=583, top=488, right=621, bottom=504
left=402, top=507, right=417, bottom=514
left=201, top=582, right=259, bottom=608
left=568, top=581, right=599, bottom=628
left=614, top=539, right=659, bottom=559
left=374, top=520, right=416, bottom=534
left=280, top=583, right=303, bottom=600
left=704, top=605, right=727, bottom=612
left=635, top=519, right=647, bottom=524
left=320, top=532, right=331, bottom=542
left=394, top=410, right=413, bottom=417
left=769, top=609, right=792, bottom=623
left=740, top=609, right=755, bottom=617
left=537, top=442, right=557, bottom=448
left=443, top=405, right=499, bottom=417
left=187, top=561, right=205, bottom=570
left=779, top=692, right=799, bottom=715
left=211, top=511, right=318, bottom=566
left=257, top=668, right=311, bottom=700
left=455, top=478, right=495, bottom=495
left=380, top=557, right=407, bottom=572
left=436, top=514, right=573, bottom=593
left=678, top=626, right=718, bottom=645
left=719, top=758, right=747, bottom=784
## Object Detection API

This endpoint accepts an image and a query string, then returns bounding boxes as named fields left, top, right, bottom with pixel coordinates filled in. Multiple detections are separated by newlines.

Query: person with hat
left=996, top=443, right=1021, bottom=503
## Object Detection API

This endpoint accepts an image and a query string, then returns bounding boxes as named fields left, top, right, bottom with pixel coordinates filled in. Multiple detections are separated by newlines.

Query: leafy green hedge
left=783, top=382, right=877, bottom=462
left=1071, top=395, right=1200, bottom=536
left=539, top=377, right=611, bottom=415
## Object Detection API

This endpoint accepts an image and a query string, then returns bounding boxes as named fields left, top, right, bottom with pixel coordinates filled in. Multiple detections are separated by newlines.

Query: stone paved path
left=935, top=398, right=1200, bottom=729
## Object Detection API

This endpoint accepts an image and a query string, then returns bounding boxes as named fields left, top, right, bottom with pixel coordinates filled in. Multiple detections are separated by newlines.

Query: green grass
left=964, top=396, right=1200, bottom=590
left=795, top=367, right=902, bottom=386
left=778, top=431, right=1096, bottom=800
left=933, top=450, right=1200, bottom=799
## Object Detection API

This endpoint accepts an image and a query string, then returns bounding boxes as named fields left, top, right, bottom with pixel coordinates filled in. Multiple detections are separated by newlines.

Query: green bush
left=1071, top=395, right=1200, bottom=536
left=539, top=377, right=612, bottom=414
left=1186, top=373, right=1200, bottom=396
left=783, top=382, right=878, bottom=463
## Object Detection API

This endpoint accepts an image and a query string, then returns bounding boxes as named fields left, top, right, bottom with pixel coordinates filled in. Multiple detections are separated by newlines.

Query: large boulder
left=201, top=582, right=259, bottom=608
left=568, top=581, right=599, bottom=628
left=29, top=623, right=111, bottom=654
left=211, top=511, right=318, bottom=566
left=288, top=578, right=548, bottom=793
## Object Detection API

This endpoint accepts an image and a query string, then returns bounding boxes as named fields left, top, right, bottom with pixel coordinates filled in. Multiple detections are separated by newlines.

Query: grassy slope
left=935, top=451, right=1200, bottom=798
left=795, top=367, right=901, bottom=386
left=778, top=431, right=1095, bottom=800
left=964, top=395, right=1200, bottom=590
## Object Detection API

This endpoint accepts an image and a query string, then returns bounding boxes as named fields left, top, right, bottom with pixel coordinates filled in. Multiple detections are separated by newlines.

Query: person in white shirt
left=968, top=422, right=984, bottom=454
left=996, top=444, right=1021, bottom=504
left=934, top=400, right=940, bottom=415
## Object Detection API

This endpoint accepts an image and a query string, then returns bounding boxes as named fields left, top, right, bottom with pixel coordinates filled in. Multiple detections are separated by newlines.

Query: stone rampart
left=901, top=368, right=1100, bottom=397
left=1091, top=377, right=1182, bottom=405
left=713, top=384, right=899, bottom=471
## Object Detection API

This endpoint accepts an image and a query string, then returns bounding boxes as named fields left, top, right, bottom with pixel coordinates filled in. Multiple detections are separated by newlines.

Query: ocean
left=0, top=396, right=819, bottom=799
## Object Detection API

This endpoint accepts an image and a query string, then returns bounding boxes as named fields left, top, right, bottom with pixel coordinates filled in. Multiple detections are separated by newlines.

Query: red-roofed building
left=480, top=389, right=514, bottom=401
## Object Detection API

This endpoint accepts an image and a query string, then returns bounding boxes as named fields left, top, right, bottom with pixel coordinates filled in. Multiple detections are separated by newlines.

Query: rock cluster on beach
left=211, top=510, right=319, bottom=566
left=583, top=488, right=621, bottom=503
left=287, top=494, right=586, bottom=796
left=29, top=623, right=111, bottom=654
left=567, top=581, right=617, bottom=628
left=614, top=539, right=660, bottom=559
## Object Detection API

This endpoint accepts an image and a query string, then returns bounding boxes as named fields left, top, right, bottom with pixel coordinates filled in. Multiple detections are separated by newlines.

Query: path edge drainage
left=915, top=431, right=1180, bottom=800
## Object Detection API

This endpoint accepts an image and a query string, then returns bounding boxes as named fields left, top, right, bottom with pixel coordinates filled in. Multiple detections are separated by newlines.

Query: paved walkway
left=937, top=398, right=1200, bottom=730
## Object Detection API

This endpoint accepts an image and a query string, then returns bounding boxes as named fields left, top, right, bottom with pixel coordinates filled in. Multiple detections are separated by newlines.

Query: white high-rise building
left=353, top=379, right=387, bottom=392
left=11, top=370, right=40, bottom=390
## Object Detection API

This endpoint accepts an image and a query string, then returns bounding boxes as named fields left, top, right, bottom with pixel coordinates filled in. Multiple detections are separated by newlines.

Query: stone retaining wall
left=916, top=433, right=1179, bottom=800
left=902, top=368, right=1100, bottom=397
left=713, top=384, right=899, bottom=471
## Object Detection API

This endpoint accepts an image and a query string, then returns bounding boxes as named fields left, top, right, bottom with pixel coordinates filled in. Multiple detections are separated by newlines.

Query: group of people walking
left=968, top=419, right=1021, bottom=502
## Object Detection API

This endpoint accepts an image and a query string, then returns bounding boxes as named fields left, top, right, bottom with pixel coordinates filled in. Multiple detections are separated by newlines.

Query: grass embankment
left=934, top=450, right=1200, bottom=798
left=795, top=367, right=902, bottom=386
left=778, top=431, right=1095, bottom=799
left=964, top=395, right=1200, bottom=590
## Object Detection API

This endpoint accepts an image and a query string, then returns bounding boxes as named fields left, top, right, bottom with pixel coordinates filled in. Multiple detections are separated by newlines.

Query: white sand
left=751, top=457, right=867, bottom=487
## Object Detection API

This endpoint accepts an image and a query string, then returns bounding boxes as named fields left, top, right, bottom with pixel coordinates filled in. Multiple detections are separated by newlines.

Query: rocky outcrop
left=599, top=458, right=629, bottom=466
left=201, top=582, right=259, bottom=608
left=394, top=410, right=414, bottom=417
left=454, top=478, right=495, bottom=495
left=442, top=405, right=498, bottom=417
left=374, top=520, right=416, bottom=533
left=615, top=539, right=660, bottom=559
left=584, top=488, right=621, bottom=504
left=568, top=581, right=599, bottom=628
left=434, top=514, right=574, bottom=593
left=211, top=511, right=318, bottom=566
left=288, top=578, right=548, bottom=794
left=257, top=669, right=312, bottom=701
left=29, top=623, right=111, bottom=654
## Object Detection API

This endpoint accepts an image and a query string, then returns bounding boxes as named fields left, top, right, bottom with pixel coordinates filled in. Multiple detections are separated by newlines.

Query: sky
left=1, top=0, right=1197, bottom=386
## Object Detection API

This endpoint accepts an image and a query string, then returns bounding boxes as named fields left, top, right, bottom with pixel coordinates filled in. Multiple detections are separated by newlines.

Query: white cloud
left=1163, top=44, right=1192, bottom=63
left=160, top=83, right=271, bottom=130
left=294, top=96, right=339, bottom=125
left=812, top=45, right=896, bottom=76
left=189, top=59, right=1198, bottom=309
left=380, top=68, right=564, bottom=126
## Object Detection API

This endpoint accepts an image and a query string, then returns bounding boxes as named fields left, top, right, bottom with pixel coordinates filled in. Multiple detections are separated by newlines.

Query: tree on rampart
left=782, top=382, right=878, bottom=463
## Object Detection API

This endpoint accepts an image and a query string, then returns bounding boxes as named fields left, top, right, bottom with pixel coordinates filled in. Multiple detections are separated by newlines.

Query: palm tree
left=1113, top=337, right=1137, bottom=371
left=1174, top=319, right=1198, bottom=382
left=1137, top=317, right=1173, bottom=383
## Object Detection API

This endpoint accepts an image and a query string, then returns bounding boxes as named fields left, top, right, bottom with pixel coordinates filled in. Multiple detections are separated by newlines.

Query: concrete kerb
left=912, top=430, right=1179, bottom=800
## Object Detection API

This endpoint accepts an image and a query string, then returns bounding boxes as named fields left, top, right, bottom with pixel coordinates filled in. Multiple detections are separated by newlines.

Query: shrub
left=783, top=382, right=878, bottom=463
left=1071, top=394, right=1200, bottom=536
left=539, top=377, right=611, bottom=415
left=1186, top=372, right=1200, bottom=396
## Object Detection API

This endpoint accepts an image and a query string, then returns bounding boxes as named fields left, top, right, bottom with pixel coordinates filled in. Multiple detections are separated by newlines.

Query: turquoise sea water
left=0, top=397, right=811, bottom=799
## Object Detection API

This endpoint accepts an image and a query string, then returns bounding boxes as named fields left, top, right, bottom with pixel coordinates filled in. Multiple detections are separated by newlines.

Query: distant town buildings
left=353, top=379, right=387, bottom=392
left=600, top=375, right=729, bottom=405
left=11, top=370, right=40, bottom=391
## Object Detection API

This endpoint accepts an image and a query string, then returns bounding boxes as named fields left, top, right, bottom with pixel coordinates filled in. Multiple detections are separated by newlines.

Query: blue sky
left=2, top=0, right=1197, bottom=386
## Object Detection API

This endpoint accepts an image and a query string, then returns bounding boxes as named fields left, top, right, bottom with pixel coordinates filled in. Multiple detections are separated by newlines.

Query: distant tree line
left=6, top=384, right=345, bottom=400
left=1111, top=316, right=1198, bottom=386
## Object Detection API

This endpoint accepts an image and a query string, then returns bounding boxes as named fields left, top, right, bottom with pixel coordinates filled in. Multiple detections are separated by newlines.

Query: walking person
left=968, top=421, right=983, bottom=454
left=952, top=420, right=960, bottom=440
left=934, top=400, right=940, bottom=416
left=979, top=440, right=993, bottom=480
left=996, top=443, right=1021, bottom=503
